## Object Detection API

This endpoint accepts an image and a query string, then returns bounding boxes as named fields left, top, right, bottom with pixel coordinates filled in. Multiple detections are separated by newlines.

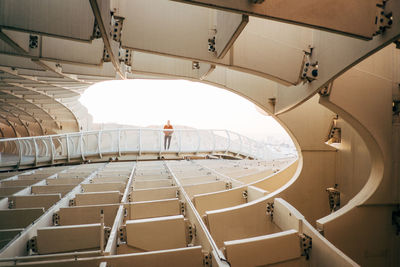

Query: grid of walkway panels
left=0, top=158, right=355, bottom=267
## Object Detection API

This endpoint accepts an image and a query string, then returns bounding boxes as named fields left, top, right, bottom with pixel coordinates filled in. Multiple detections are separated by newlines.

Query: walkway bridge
left=0, top=129, right=276, bottom=171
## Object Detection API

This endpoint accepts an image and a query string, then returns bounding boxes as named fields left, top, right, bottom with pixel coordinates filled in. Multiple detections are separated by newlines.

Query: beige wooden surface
left=18, top=174, right=51, bottom=180
left=0, top=186, right=26, bottom=195
left=193, top=186, right=246, bottom=216
left=7, top=246, right=204, bottom=267
left=31, top=185, right=76, bottom=196
left=8, top=194, right=61, bottom=210
left=224, top=229, right=301, bottom=267
left=125, top=215, right=187, bottom=251
left=0, top=229, right=22, bottom=249
left=246, top=185, right=268, bottom=202
left=183, top=181, right=226, bottom=198
left=172, top=0, right=378, bottom=39
left=236, top=169, right=274, bottom=184
left=110, top=246, right=204, bottom=266
left=130, top=187, right=178, bottom=202
left=132, top=179, right=173, bottom=189
left=90, top=177, right=128, bottom=184
left=75, top=191, right=121, bottom=206
left=129, top=198, right=180, bottom=220
left=58, top=204, right=119, bottom=227
left=179, top=175, right=219, bottom=186
left=81, top=183, right=126, bottom=193
left=206, top=200, right=281, bottom=247
left=36, top=224, right=101, bottom=254
left=251, top=160, right=298, bottom=192
left=0, top=208, right=44, bottom=229
left=46, top=178, right=83, bottom=185
left=1, top=179, right=39, bottom=187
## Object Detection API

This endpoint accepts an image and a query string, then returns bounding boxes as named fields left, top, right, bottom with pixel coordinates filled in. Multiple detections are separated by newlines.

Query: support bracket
left=52, top=212, right=60, bottom=226
left=27, top=236, right=37, bottom=254
left=203, top=251, right=212, bottom=266
left=299, top=233, right=312, bottom=260
left=180, top=201, right=186, bottom=216
left=119, top=225, right=127, bottom=243
left=266, top=202, right=274, bottom=220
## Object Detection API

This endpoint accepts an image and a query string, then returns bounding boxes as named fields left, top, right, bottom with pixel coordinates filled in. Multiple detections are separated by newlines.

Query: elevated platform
left=0, top=129, right=284, bottom=171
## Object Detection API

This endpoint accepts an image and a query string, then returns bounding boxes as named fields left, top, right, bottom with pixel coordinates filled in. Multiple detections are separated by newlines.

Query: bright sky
left=79, top=79, right=292, bottom=143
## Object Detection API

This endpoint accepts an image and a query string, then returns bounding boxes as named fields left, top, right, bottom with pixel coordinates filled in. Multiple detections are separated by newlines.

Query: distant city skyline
left=79, top=79, right=294, bottom=145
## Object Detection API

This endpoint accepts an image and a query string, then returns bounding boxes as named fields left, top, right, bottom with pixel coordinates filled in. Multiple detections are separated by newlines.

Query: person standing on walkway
left=163, top=120, right=173, bottom=150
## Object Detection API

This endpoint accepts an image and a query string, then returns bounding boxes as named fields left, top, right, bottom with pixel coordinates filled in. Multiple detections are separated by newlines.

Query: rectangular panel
left=231, top=18, right=306, bottom=85
left=19, top=173, right=52, bottom=179
left=41, top=37, right=104, bottom=65
left=81, top=183, right=126, bottom=193
left=252, top=160, right=298, bottom=192
left=0, top=0, right=95, bottom=41
left=183, top=181, right=226, bottom=198
left=119, top=0, right=229, bottom=64
left=133, top=179, right=173, bottom=190
left=0, top=229, right=22, bottom=249
left=58, top=204, right=119, bottom=227
left=129, top=198, right=181, bottom=220
left=130, top=187, right=178, bottom=202
left=1, top=180, right=39, bottom=187
left=0, top=208, right=44, bottom=229
left=246, top=185, right=268, bottom=202
left=60, top=62, right=116, bottom=78
left=193, top=186, right=246, bottom=215
left=75, top=191, right=121, bottom=206
left=26, top=246, right=204, bottom=267
left=8, top=194, right=61, bottom=210
left=179, top=175, right=218, bottom=186
left=206, top=200, right=281, bottom=247
left=131, top=51, right=214, bottom=80
left=58, top=172, right=92, bottom=179
left=236, top=169, right=274, bottom=184
left=46, top=178, right=83, bottom=185
left=31, top=185, right=76, bottom=196
left=273, top=198, right=305, bottom=232
left=224, top=230, right=301, bottom=266
left=215, top=12, right=247, bottom=58
left=173, top=0, right=379, bottom=39
left=36, top=224, right=101, bottom=254
left=0, top=186, right=26, bottom=195
left=126, top=215, right=186, bottom=251
left=90, top=176, right=128, bottom=184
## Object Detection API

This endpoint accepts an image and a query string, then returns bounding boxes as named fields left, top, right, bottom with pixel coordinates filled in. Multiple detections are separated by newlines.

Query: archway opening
left=80, top=79, right=296, bottom=159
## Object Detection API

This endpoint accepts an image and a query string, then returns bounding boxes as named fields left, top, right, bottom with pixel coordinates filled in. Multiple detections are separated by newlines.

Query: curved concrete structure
left=0, top=1, right=399, bottom=266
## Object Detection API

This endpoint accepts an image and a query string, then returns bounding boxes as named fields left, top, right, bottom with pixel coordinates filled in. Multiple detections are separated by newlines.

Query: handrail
left=0, top=128, right=279, bottom=169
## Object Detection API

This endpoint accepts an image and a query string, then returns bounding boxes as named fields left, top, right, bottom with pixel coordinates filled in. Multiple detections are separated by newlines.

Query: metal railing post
left=66, top=134, right=70, bottom=162
left=211, top=130, right=216, bottom=153
left=159, top=129, right=163, bottom=154
left=42, top=138, right=49, bottom=158
left=236, top=134, right=243, bottom=157
left=178, top=130, right=182, bottom=153
left=49, top=136, right=55, bottom=164
left=138, top=129, right=142, bottom=156
left=33, top=138, right=38, bottom=166
left=16, top=140, right=22, bottom=167
left=225, top=130, right=230, bottom=154
left=80, top=132, right=85, bottom=161
left=117, top=129, right=121, bottom=157
left=98, top=131, right=102, bottom=159
left=197, top=130, right=201, bottom=153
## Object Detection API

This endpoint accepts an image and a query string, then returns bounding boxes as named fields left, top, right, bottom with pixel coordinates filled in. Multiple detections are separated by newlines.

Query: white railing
left=0, top=128, right=272, bottom=168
